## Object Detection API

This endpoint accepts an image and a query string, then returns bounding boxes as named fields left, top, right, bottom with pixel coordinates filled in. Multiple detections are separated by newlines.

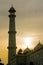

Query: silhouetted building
left=28, top=42, right=43, bottom=65
left=16, top=42, right=43, bottom=65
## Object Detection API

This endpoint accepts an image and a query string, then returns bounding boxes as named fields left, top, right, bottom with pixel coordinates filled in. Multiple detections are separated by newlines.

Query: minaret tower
left=8, top=6, right=16, bottom=65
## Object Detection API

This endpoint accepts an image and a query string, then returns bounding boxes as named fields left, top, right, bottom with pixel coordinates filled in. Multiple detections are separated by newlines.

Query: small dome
left=8, top=6, right=16, bottom=13
left=23, top=47, right=31, bottom=54
left=18, top=48, right=22, bottom=54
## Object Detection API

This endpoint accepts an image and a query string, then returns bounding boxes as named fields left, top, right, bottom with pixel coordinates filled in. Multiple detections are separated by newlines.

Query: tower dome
left=8, top=6, right=16, bottom=13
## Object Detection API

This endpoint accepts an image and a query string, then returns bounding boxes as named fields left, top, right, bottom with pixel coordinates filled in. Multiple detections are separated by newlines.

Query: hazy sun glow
left=23, top=37, right=35, bottom=49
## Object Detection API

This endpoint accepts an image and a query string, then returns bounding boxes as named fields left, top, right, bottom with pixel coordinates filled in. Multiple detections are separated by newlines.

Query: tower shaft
left=8, top=6, right=16, bottom=65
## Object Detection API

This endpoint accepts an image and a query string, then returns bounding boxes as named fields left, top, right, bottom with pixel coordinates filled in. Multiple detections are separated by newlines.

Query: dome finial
left=27, top=45, right=28, bottom=48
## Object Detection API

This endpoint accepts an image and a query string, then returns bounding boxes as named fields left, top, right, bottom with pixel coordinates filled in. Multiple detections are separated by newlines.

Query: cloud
left=0, top=0, right=43, bottom=17
left=0, top=0, right=43, bottom=33
left=15, top=0, right=43, bottom=17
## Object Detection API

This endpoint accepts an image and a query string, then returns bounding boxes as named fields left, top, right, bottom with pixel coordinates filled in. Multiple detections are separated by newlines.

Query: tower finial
left=11, top=4, right=13, bottom=7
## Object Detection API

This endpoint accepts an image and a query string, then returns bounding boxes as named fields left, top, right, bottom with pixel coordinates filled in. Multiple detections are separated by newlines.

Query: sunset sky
left=0, top=0, right=43, bottom=65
